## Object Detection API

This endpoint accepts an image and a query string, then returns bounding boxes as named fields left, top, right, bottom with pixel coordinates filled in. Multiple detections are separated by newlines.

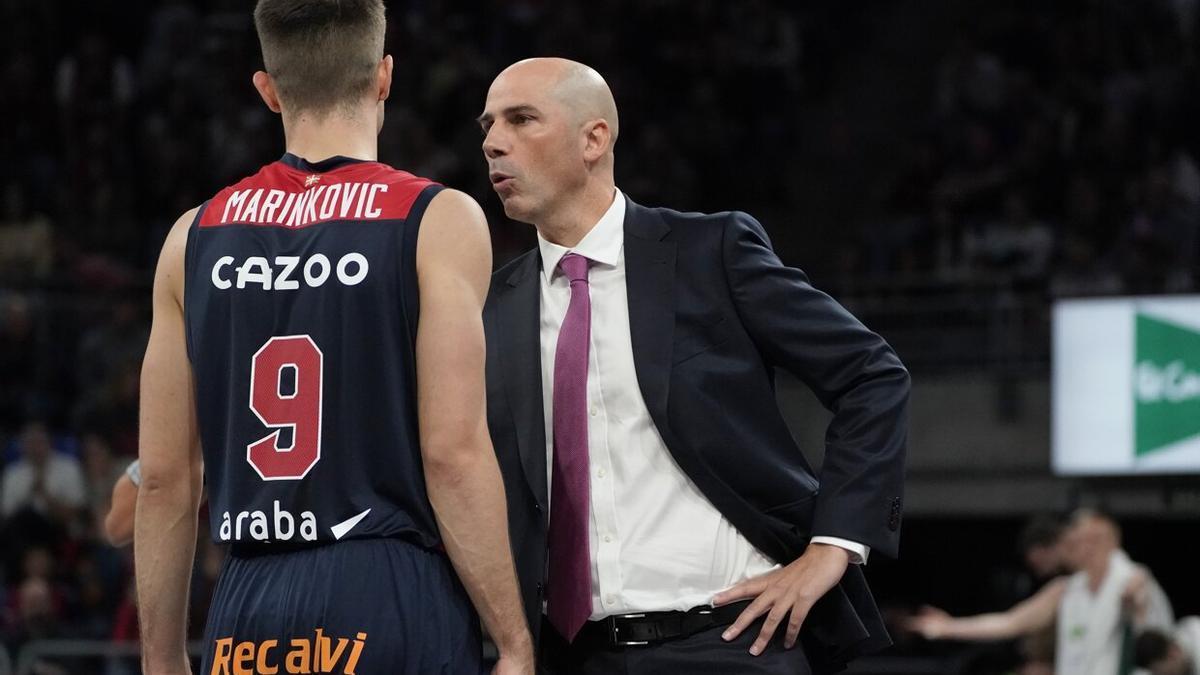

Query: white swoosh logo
left=330, top=508, right=371, bottom=540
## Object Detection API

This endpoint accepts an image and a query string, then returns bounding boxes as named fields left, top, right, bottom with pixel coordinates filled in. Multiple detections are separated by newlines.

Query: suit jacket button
left=533, top=501, right=542, bottom=513
left=536, top=582, right=544, bottom=597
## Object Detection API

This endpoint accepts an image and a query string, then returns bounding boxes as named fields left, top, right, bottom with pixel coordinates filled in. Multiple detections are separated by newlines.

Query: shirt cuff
left=810, top=536, right=869, bottom=565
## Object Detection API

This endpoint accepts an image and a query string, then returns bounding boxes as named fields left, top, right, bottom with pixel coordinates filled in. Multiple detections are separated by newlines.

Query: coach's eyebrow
left=503, top=105, right=539, bottom=118
left=477, top=105, right=541, bottom=127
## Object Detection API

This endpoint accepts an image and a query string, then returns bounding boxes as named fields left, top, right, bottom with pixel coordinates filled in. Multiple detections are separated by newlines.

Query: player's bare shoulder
left=415, top=188, right=491, bottom=279
left=153, top=205, right=202, bottom=307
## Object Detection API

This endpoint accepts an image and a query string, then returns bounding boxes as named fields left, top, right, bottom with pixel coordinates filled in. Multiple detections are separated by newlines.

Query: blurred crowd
left=864, top=0, right=1200, bottom=296
left=2, top=0, right=1200, bottom=669
left=0, top=419, right=224, bottom=671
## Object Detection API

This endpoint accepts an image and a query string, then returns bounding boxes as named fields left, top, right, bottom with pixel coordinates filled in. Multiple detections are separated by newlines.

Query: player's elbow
left=421, top=426, right=492, bottom=478
left=139, top=463, right=194, bottom=509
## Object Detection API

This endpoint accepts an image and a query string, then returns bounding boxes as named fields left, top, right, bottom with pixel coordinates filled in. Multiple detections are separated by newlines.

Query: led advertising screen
left=1053, top=296, right=1200, bottom=475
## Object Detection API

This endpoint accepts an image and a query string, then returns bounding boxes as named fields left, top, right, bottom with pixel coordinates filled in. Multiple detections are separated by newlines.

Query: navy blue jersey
left=185, top=153, right=443, bottom=553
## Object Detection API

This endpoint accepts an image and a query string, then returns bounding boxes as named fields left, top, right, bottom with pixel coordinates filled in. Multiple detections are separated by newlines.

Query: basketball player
left=133, top=1, right=532, bottom=673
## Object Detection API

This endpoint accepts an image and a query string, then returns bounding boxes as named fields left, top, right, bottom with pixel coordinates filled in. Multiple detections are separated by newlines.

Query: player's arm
left=906, top=577, right=1066, bottom=641
left=415, top=189, right=533, bottom=670
left=135, top=207, right=204, bottom=675
left=104, top=465, right=138, bottom=547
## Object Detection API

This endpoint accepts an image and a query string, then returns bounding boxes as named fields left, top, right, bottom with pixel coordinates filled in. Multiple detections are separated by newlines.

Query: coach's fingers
left=712, top=574, right=770, bottom=606
left=750, top=601, right=790, bottom=656
left=783, top=601, right=811, bottom=649
left=722, top=593, right=772, bottom=641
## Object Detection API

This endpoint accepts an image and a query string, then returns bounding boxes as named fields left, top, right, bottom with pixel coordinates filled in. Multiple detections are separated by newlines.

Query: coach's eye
left=514, top=114, right=533, bottom=125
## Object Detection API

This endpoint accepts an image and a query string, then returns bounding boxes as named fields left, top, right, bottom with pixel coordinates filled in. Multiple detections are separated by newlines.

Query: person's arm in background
left=905, top=577, right=1066, bottom=641
left=414, top=189, right=533, bottom=675
left=104, top=461, right=139, bottom=547
left=134, top=207, right=204, bottom=675
left=714, top=212, right=911, bottom=654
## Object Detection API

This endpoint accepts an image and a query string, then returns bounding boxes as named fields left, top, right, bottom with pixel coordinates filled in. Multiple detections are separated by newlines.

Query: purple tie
left=546, top=252, right=593, bottom=642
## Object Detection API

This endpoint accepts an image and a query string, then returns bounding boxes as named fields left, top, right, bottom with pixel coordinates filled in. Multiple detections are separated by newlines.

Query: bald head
left=493, top=58, right=619, bottom=145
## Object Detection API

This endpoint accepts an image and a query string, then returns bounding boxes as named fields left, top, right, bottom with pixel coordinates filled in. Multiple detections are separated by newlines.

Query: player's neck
left=1084, top=552, right=1111, bottom=592
left=283, top=109, right=378, bottom=164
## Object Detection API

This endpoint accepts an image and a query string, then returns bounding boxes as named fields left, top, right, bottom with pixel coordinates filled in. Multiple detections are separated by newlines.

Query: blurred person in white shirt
left=1, top=421, right=87, bottom=520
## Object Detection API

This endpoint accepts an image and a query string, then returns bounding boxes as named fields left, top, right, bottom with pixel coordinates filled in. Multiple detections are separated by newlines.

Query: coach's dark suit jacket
left=483, top=196, right=910, bottom=671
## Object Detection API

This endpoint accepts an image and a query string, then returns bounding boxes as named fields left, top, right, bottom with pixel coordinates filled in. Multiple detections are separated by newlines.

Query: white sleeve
left=810, top=536, right=870, bottom=565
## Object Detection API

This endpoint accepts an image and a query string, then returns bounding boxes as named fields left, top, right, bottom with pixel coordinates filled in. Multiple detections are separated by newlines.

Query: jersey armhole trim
left=400, top=184, right=444, bottom=345
left=183, top=200, right=211, bottom=364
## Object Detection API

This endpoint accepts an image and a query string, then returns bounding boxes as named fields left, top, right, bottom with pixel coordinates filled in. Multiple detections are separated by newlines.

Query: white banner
left=1052, top=295, right=1200, bottom=475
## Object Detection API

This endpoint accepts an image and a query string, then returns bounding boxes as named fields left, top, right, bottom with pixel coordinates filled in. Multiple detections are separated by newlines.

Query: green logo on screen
left=1134, top=313, right=1200, bottom=456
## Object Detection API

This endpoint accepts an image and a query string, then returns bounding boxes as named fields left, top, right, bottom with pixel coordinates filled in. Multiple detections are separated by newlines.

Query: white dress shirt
left=537, top=189, right=866, bottom=619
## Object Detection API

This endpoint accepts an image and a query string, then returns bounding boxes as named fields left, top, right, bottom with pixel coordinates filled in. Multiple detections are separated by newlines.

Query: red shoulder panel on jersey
left=199, top=161, right=439, bottom=229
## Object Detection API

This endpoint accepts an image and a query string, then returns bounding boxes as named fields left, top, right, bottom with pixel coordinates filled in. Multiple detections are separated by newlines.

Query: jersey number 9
left=247, top=335, right=324, bottom=480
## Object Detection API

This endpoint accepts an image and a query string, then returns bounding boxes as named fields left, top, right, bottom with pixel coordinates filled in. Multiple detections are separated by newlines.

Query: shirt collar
left=537, top=189, right=626, bottom=282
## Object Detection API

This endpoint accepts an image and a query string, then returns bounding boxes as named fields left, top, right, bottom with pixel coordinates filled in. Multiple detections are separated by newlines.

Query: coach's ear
left=253, top=70, right=283, bottom=114
left=376, top=55, right=393, bottom=103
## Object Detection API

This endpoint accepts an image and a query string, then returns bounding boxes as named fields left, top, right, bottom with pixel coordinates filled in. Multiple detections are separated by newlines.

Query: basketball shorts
left=201, top=538, right=481, bottom=674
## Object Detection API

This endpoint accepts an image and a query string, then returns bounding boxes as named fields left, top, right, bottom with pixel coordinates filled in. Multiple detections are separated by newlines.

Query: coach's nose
left=482, top=124, right=508, bottom=160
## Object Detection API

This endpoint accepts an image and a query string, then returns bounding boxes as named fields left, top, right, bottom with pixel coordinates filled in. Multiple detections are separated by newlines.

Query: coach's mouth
left=490, top=172, right=515, bottom=193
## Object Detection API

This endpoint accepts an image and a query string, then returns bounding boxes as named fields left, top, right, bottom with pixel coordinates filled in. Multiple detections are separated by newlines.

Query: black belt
left=572, top=600, right=752, bottom=648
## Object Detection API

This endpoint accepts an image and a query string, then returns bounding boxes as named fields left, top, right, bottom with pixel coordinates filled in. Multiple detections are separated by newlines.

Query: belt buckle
left=609, top=613, right=650, bottom=647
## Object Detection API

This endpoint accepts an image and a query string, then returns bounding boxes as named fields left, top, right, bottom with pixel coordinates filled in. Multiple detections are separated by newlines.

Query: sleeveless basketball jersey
left=184, top=153, right=443, bottom=553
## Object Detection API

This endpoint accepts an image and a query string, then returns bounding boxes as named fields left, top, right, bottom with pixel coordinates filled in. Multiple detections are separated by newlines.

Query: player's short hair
left=1068, top=506, right=1122, bottom=542
left=1017, top=514, right=1063, bottom=553
left=1135, top=629, right=1173, bottom=668
left=253, top=0, right=386, bottom=115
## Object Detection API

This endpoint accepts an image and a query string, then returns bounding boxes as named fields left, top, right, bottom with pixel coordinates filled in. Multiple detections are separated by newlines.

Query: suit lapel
left=496, top=252, right=549, bottom=509
left=623, top=199, right=676, bottom=423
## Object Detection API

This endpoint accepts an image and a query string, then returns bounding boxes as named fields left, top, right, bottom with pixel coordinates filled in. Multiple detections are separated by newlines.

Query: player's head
left=1061, top=507, right=1121, bottom=570
left=1136, top=629, right=1191, bottom=675
left=479, top=58, right=619, bottom=225
left=251, top=0, right=390, bottom=125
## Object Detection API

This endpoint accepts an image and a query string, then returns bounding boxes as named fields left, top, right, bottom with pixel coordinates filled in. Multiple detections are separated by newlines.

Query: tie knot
left=558, top=253, right=590, bottom=283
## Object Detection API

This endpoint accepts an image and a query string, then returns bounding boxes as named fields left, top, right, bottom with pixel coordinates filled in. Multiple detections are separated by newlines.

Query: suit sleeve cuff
left=810, top=536, right=869, bottom=565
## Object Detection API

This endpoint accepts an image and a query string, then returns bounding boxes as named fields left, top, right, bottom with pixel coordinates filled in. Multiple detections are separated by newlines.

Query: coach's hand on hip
left=714, top=543, right=851, bottom=655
